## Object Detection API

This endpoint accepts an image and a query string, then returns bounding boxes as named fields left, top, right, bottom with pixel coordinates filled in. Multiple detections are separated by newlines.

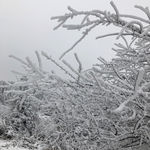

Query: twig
left=41, top=51, right=76, bottom=80
left=96, top=33, right=132, bottom=39
left=59, top=22, right=100, bottom=59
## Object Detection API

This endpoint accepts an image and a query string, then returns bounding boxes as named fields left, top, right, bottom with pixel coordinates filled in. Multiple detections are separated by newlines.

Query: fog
left=0, top=0, right=149, bottom=81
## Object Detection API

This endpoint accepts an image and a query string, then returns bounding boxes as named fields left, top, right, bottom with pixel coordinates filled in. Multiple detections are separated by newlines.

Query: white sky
left=0, top=0, right=149, bottom=81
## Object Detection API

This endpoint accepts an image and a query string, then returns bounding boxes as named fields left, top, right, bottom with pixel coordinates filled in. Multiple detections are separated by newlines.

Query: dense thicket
left=0, top=1, right=150, bottom=150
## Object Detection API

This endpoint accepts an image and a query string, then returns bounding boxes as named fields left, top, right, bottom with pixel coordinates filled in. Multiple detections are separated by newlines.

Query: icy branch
left=52, top=2, right=150, bottom=58
left=134, top=68, right=144, bottom=92
left=112, top=92, right=138, bottom=113
left=35, top=51, right=42, bottom=70
left=74, top=53, right=82, bottom=83
left=41, top=51, right=76, bottom=80
left=59, top=22, right=100, bottom=59
left=9, top=55, right=29, bottom=67
left=135, top=5, right=150, bottom=20
left=110, top=1, right=120, bottom=20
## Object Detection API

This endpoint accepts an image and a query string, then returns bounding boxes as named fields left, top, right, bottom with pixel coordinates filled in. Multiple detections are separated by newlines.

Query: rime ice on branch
left=4, top=1, right=150, bottom=150
left=51, top=1, right=150, bottom=59
left=51, top=1, right=150, bottom=149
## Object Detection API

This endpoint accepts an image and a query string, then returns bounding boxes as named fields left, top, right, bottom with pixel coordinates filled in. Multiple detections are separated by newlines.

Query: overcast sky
left=0, top=0, right=149, bottom=81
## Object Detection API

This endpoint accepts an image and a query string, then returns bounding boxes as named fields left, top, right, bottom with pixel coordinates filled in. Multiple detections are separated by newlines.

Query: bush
left=1, top=1, right=150, bottom=150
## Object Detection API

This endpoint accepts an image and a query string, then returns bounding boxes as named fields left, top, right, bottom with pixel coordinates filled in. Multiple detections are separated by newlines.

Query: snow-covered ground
left=0, top=140, right=28, bottom=150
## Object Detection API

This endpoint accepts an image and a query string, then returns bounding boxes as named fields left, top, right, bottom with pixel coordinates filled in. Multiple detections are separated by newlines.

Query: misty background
left=0, top=0, right=149, bottom=81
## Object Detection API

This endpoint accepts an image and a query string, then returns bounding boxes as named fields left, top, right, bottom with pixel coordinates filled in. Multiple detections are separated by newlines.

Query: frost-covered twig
left=59, top=22, right=100, bottom=59
left=74, top=53, right=82, bottom=83
left=135, top=5, right=150, bottom=20
left=35, top=51, right=42, bottom=70
left=96, top=32, right=132, bottom=39
left=120, top=14, right=150, bottom=24
left=110, top=1, right=120, bottom=21
left=42, top=51, right=76, bottom=80
left=62, top=59, right=91, bottom=83
left=116, top=21, right=143, bottom=39
left=134, top=68, right=144, bottom=92
left=52, top=2, right=150, bottom=58
left=9, top=55, right=29, bottom=67
left=26, top=57, right=44, bottom=78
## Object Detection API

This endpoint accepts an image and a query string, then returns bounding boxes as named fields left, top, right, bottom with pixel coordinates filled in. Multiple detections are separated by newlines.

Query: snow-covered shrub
left=49, top=1, right=150, bottom=149
left=0, top=1, right=150, bottom=150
